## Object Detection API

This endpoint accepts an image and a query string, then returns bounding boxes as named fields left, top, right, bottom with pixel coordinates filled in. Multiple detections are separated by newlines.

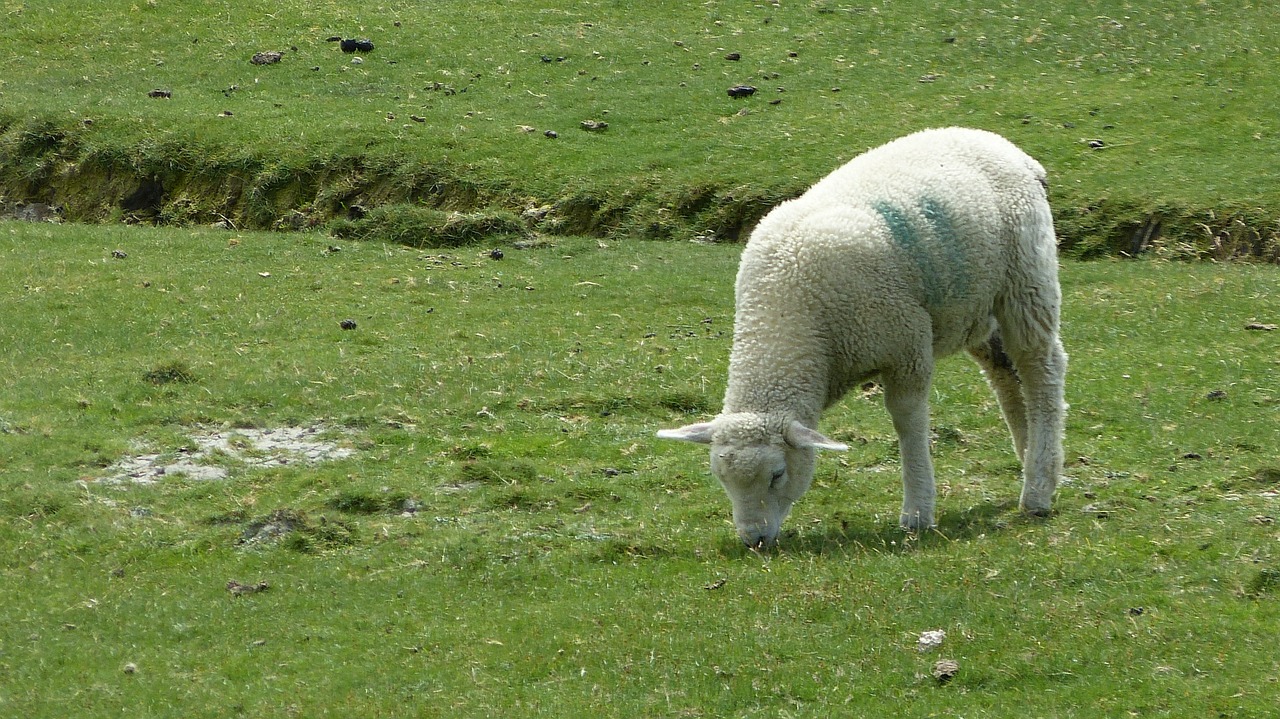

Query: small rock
left=581, top=119, right=608, bottom=131
left=488, top=249, right=504, bottom=260
left=250, top=51, right=283, bottom=65
left=351, top=57, right=364, bottom=65
left=1087, top=139, right=1105, bottom=149
left=1206, top=389, right=1228, bottom=401
left=932, top=659, right=959, bottom=684
left=339, top=319, right=358, bottom=330
left=724, top=52, right=741, bottom=61
left=727, top=84, right=757, bottom=98
left=544, top=130, right=558, bottom=138
left=123, top=662, right=138, bottom=675
left=148, top=89, right=172, bottom=99
left=917, top=629, right=946, bottom=652
left=1081, top=503, right=1111, bottom=518
left=111, top=249, right=128, bottom=259
left=1244, top=322, right=1277, bottom=331
left=602, top=468, right=621, bottom=477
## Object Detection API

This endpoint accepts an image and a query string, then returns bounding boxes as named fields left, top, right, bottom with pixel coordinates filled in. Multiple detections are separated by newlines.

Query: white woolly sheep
left=658, top=127, right=1067, bottom=547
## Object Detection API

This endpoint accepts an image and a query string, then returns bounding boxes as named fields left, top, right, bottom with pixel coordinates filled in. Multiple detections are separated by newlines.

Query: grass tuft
left=458, top=458, right=541, bottom=485
left=141, top=360, right=198, bottom=385
left=1243, top=568, right=1280, bottom=598
left=328, top=204, right=529, bottom=248
left=326, top=489, right=412, bottom=515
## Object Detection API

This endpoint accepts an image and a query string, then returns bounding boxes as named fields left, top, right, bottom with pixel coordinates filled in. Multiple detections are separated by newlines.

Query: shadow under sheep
left=714, top=498, right=1029, bottom=558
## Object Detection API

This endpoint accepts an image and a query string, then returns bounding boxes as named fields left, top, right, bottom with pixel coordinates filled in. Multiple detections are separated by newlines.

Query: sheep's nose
left=741, top=533, right=774, bottom=550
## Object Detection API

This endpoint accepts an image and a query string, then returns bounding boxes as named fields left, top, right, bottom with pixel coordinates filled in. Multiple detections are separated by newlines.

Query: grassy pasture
left=2, top=0, right=1279, bottom=250
left=1, top=220, right=1278, bottom=717
left=2, top=1, right=1280, bottom=716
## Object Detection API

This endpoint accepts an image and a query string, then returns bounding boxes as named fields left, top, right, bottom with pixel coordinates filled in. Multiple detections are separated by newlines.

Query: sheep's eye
left=769, top=468, right=786, bottom=488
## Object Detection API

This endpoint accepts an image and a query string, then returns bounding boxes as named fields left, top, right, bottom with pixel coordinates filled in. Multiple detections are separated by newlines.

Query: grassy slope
left=1, top=221, right=1278, bottom=716
left=2, top=1, right=1279, bottom=248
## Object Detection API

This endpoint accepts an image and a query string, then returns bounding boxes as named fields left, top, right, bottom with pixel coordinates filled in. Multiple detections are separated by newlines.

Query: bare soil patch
left=100, top=425, right=354, bottom=485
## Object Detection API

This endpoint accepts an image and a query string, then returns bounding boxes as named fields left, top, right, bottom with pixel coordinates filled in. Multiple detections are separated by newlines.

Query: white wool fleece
left=660, top=127, right=1067, bottom=546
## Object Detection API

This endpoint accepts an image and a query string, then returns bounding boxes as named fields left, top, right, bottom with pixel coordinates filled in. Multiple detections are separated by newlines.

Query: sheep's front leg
left=883, top=367, right=936, bottom=530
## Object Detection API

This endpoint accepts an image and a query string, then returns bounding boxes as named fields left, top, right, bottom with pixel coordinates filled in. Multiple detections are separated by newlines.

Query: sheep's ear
left=785, top=421, right=849, bottom=451
left=656, top=422, right=716, bottom=445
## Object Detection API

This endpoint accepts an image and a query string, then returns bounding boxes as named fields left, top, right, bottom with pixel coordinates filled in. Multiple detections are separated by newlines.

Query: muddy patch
left=101, top=425, right=355, bottom=485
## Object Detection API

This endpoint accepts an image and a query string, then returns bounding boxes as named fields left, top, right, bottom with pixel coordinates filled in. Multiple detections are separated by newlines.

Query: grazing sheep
left=658, top=127, right=1067, bottom=547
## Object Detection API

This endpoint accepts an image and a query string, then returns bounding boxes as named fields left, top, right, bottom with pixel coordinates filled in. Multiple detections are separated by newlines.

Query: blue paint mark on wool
left=919, top=196, right=969, bottom=296
left=873, top=197, right=968, bottom=307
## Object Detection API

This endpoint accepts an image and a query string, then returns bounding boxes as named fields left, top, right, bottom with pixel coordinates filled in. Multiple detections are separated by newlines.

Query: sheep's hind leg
left=883, top=364, right=937, bottom=530
left=997, top=320, right=1067, bottom=518
left=968, top=329, right=1028, bottom=462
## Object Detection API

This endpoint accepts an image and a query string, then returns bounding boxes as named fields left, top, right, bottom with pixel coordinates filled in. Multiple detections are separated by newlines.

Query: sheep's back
left=731, top=128, right=1051, bottom=400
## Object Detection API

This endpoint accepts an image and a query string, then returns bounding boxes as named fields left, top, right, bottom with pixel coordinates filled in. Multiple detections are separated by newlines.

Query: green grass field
left=3, top=0, right=1279, bottom=251
left=2, top=221, right=1278, bottom=717
left=2, top=1, right=1280, bottom=716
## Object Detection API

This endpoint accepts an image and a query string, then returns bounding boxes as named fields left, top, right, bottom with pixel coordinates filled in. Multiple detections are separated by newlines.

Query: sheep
left=658, top=127, right=1067, bottom=547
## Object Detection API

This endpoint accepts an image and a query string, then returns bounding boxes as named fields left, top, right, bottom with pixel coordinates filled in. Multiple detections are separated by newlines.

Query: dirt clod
left=251, top=51, right=283, bottom=65
left=932, top=659, right=959, bottom=684
left=227, top=580, right=271, bottom=596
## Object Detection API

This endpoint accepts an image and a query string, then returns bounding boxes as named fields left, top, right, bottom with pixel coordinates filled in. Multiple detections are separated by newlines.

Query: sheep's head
left=657, top=413, right=847, bottom=547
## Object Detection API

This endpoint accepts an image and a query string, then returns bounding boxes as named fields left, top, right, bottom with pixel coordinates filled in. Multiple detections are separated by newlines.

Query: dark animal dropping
left=340, top=38, right=374, bottom=53
left=727, top=85, right=757, bottom=98
left=340, top=319, right=358, bottom=330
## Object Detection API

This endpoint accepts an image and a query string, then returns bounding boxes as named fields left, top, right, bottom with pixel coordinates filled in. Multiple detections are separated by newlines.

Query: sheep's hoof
left=1021, top=506, right=1053, bottom=519
left=899, top=513, right=936, bottom=532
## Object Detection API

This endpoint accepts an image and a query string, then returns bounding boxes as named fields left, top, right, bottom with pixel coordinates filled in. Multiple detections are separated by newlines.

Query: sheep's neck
left=722, top=323, right=829, bottom=422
